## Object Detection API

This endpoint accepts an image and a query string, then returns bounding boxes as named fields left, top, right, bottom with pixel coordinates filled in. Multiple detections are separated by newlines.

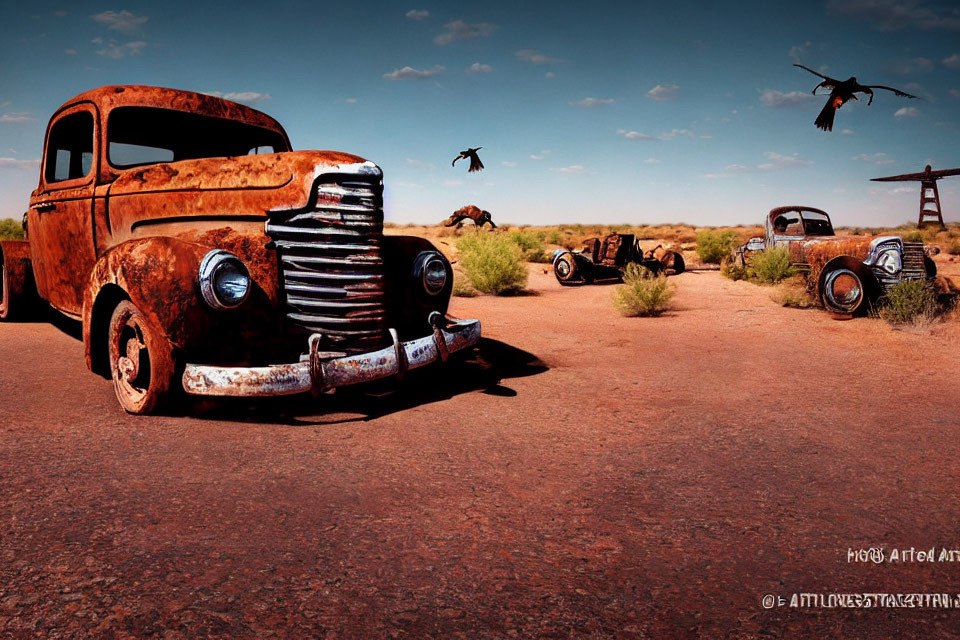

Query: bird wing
left=863, top=85, right=919, bottom=99
left=452, top=155, right=462, bottom=167
left=793, top=64, right=834, bottom=83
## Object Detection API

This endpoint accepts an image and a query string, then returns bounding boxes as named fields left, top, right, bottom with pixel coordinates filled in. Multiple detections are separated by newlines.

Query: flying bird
left=452, top=147, right=484, bottom=173
left=793, top=64, right=919, bottom=132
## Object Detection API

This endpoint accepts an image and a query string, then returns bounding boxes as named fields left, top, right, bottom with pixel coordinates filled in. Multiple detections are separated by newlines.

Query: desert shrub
left=0, top=218, right=24, bottom=240
left=771, top=276, right=815, bottom=308
left=612, top=263, right=674, bottom=317
left=546, top=229, right=563, bottom=246
left=508, top=229, right=551, bottom=263
left=457, top=231, right=528, bottom=295
left=452, top=277, right=478, bottom=297
left=749, top=247, right=794, bottom=284
left=946, top=238, right=960, bottom=256
left=721, top=257, right=748, bottom=281
left=877, top=280, right=939, bottom=324
left=899, top=229, right=924, bottom=243
left=695, top=230, right=739, bottom=264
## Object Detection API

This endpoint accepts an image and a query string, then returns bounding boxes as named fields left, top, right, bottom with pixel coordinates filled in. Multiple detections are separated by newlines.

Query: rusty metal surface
left=0, top=241, right=36, bottom=319
left=181, top=318, right=481, bottom=397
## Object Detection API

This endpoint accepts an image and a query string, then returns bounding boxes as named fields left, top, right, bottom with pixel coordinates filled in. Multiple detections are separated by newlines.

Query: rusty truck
left=735, top=206, right=938, bottom=314
left=0, top=85, right=480, bottom=413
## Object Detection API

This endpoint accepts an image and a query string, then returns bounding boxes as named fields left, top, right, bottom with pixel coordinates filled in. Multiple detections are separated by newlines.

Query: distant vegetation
left=695, top=230, right=739, bottom=264
left=0, top=218, right=24, bottom=240
left=612, top=263, right=674, bottom=317
left=456, top=230, right=528, bottom=295
left=508, top=229, right=552, bottom=263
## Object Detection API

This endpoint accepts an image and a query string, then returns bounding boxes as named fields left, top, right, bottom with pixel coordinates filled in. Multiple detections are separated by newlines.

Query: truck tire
left=107, top=300, right=175, bottom=414
left=554, top=252, right=586, bottom=286
left=820, top=267, right=869, bottom=315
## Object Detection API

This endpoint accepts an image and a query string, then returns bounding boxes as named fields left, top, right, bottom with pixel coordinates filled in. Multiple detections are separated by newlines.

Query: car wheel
left=107, top=300, right=175, bottom=414
left=820, top=267, right=868, bottom=315
left=553, top=253, right=583, bottom=286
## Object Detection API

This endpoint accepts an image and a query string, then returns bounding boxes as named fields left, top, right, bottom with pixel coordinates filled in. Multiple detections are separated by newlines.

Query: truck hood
left=109, top=150, right=372, bottom=196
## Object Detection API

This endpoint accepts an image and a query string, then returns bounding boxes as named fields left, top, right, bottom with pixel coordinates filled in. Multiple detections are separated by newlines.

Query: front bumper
left=181, top=314, right=481, bottom=397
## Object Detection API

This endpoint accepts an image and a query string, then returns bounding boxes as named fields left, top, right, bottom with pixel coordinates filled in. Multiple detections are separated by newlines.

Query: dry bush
left=456, top=231, right=528, bottom=295
left=696, top=230, right=739, bottom=264
left=613, top=263, right=674, bottom=317
left=0, top=218, right=24, bottom=240
left=771, top=276, right=815, bottom=308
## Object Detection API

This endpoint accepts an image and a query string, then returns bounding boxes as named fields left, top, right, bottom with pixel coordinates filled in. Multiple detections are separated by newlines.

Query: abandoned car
left=552, top=233, right=685, bottom=285
left=0, top=85, right=480, bottom=413
left=736, top=206, right=938, bottom=314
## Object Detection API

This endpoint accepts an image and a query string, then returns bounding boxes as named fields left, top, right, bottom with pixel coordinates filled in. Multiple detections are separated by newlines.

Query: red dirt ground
left=1, top=258, right=959, bottom=638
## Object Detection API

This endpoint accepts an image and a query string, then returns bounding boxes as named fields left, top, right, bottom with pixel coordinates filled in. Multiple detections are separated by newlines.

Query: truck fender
left=816, top=256, right=880, bottom=304
left=0, top=240, right=38, bottom=320
left=83, top=237, right=212, bottom=375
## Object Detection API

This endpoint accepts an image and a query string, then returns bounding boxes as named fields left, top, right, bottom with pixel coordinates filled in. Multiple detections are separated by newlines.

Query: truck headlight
left=413, top=251, right=448, bottom=296
left=875, top=249, right=901, bottom=275
left=199, top=249, right=251, bottom=309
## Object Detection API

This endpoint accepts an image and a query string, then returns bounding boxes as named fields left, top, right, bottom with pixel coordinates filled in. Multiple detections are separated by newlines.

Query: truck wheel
left=107, top=300, right=174, bottom=414
left=554, top=253, right=583, bottom=286
left=820, top=267, right=868, bottom=315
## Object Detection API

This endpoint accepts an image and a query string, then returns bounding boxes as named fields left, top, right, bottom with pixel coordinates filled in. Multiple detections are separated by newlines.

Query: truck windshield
left=107, top=106, right=289, bottom=168
left=800, top=211, right=834, bottom=236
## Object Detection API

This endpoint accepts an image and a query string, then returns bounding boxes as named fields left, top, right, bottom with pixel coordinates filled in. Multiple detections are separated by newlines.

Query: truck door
left=28, top=104, right=99, bottom=316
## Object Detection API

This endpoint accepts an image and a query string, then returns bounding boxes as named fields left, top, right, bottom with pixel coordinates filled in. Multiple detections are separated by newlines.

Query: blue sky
left=1, top=0, right=958, bottom=226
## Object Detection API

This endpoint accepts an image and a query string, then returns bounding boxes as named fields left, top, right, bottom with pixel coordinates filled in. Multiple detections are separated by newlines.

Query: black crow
left=793, top=64, right=918, bottom=131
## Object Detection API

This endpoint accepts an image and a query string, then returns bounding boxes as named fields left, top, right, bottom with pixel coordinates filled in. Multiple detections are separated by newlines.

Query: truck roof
left=55, top=85, right=288, bottom=138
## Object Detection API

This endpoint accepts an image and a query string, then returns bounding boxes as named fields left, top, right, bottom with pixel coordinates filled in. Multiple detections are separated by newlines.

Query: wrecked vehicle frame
left=0, top=85, right=480, bottom=413
left=552, top=232, right=685, bottom=286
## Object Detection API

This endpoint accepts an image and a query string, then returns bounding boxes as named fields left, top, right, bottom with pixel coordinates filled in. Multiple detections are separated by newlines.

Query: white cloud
left=395, top=181, right=425, bottom=190
left=516, top=49, right=562, bottom=65
left=545, top=72, right=556, bottom=79
left=405, top=9, right=429, bottom=20
left=703, top=151, right=813, bottom=178
left=404, top=157, right=435, bottom=169
left=0, top=113, right=33, bottom=123
left=573, top=97, right=614, bottom=108
left=944, top=53, right=960, bottom=70
left=894, top=106, right=919, bottom=117
left=529, top=150, right=551, bottom=160
left=551, top=165, right=584, bottom=174
left=646, top=84, right=679, bottom=101
left=204, top=91, right=271, bottom=103
left=840, top=128, right=855, bottom=134
left=0, top=157, right=40, bottom=169
left=950, top=89, right=960, bottom=99
left=760, top=89, right=819, bottom=108
left=90, top=10, right=148, bottom=32
left=827, top=0, right=960, bottom=31
left=96, top=40, right=146, bottom=59
left=789, top=41, right=812, bottom=63
left=434, top=20, right=496, bottom=45
left=643, top=158, right=662, bottom=164
left=501, top=161, right=518, bottom=167
left=616, top=128, right=694, bottom=141
left=466, top=62, right=493, bottom=74
left=53, top=10, right=67, bottom=17
left=443, top=179, right=464, bottom=187
left=383, top=65, right=445, bottom=80
left=64, top=48, right=77, bottom=55
left=853, top=152, right=894, bottom=165
left=345, top=97, right=357, bottom=103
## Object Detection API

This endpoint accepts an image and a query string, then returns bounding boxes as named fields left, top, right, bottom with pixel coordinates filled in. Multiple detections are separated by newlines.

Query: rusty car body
left=0, top=85, right=480, bottom=413
left=736, top=206, right=937, bottom=314
left=552, top=233, right=685, bottom=286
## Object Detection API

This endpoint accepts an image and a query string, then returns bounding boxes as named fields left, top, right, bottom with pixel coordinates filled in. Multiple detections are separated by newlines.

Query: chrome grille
left=872, top=241, right=927, bottom=293
left=266, top=169, right=387, bottom=353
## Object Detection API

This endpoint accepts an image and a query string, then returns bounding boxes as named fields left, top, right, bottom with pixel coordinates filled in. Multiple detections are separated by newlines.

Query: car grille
left=872, top=241, right=927, bottom=293
left=265, top=170, right=387, bottom=353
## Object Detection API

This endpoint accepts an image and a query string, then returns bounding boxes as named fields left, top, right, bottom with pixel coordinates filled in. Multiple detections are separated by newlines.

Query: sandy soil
left=1, top=255, right=959, bottom=638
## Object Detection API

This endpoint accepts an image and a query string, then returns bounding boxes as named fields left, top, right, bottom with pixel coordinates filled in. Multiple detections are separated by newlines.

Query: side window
left=45, top=111, right=95, bottom=184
